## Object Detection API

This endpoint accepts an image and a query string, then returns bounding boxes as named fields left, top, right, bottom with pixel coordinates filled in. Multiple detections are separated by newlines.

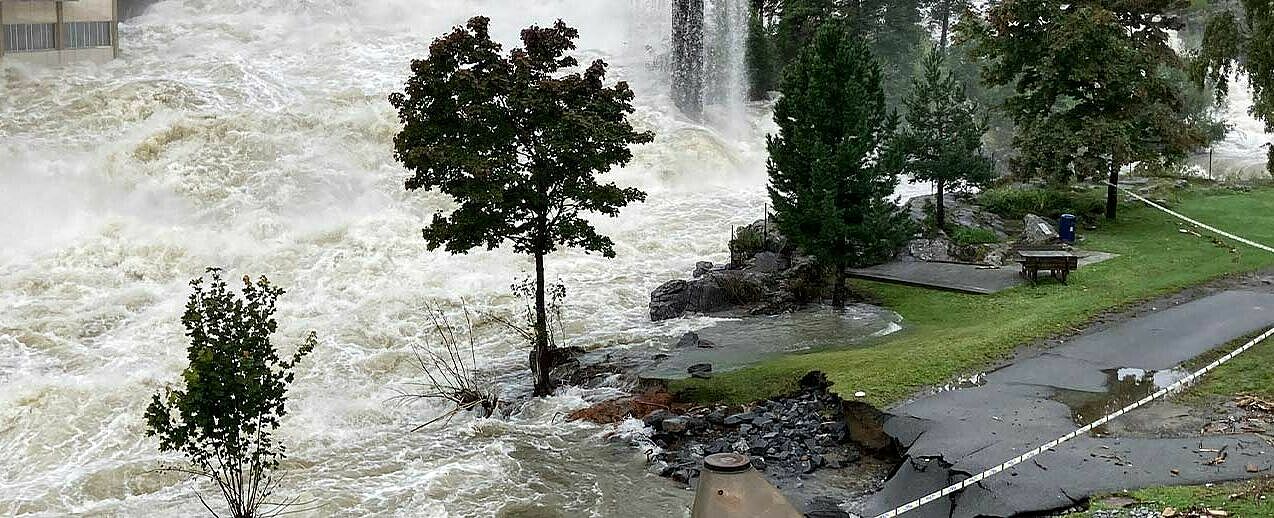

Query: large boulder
left=904, top=235, right=956, bottom=263
left=1019, top=213, right=1060, bottom=246
left=905, top=195, right=1007, bottom=238
left=650, top=280, right=690, bottom=321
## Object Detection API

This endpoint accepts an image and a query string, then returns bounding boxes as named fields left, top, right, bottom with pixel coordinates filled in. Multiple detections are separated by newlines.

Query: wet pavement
left=859, top=290, right=1274, bottom=518
left=846, top=251, right=1118, bottom=295
left=640, top=306, right=902, bottom=380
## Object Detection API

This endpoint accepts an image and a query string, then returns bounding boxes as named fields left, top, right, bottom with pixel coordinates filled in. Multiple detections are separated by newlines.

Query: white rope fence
left=871, top=181, right=1274, bottom=518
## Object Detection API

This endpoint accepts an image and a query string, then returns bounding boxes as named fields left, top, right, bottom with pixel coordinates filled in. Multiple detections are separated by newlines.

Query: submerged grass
left=671, top=186, right=1274, bottom=407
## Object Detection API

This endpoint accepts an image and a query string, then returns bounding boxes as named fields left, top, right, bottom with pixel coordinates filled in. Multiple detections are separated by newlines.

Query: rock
left=750, top=457, right=767, bottom=471
left=650, top=280, right=690, bottom=321
left=905, top=235, right=956, bottom=263
left=661, top=416, right=691, bottom=434
left=1020, top=214, right=1060, bottom=246
left=804, top=497, right=851, bottom=518
left=647, top=460, right=674, bottom=477
left=686, top=273, right=733, bottom=313
left=643, top=409, right=672, bottom=428
left=752, top=252, right=789, bottom=273
left=675, top=331, right=714, bottom=349
left=724, top=412, right=754, bottom=426
left=675, top=332, right=700, bottom=349
left=687, top=363, right=713, bottom=379
left=706, top=439, right=731, bottom=455
left=693, top=261, right=713, bottom=278
left=1175, top=179, right=1190, bottom=189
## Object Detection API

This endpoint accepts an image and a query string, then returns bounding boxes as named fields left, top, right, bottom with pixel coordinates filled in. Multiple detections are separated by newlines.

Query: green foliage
left=767, top=24, right=909, bottom=306
left=1194, top=1, right=1274, bottom=173
left=962, top=1, right=1211, bottom=185
left=950, top=226, right=1000, bottom=247
left=728, top=226, right=764, bottom=263
left=746, top=8, right=778, bottom=101
left=673, top=186, right=1274, bottom=406
left=896, top=48, right=994, bottom=231
left=389, top=17, right=653, bottom=396
left=774, top=0, right=928, bottom=111
left=145, top=268, right=316, bottom=518
left=977, top=186, right=1107, bottom=220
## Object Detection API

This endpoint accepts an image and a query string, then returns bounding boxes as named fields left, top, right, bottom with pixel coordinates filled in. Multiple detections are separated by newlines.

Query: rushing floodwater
left=0, top=1, right=925, bottom=516
left=2, top=2, right=1267, bottom=517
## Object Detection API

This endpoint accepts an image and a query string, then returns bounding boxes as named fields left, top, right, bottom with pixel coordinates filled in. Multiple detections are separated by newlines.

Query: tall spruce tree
left=964, top=0, right=1210, bottom=220
left=389, top=17, right=653, bottom=396
left=746, top=7, right=778, bottom=100
left=1194, top=1, right=1274, bottom=174
left=896, top=48, right=994, bottom=232
left=767, top=24, right=908, bottom=308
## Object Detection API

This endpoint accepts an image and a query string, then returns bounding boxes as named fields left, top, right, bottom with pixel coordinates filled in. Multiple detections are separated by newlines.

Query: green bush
left=950, top=226, right=1002, bottom=246
left=731, top=227, right=766, bottom=255
left=978, top=187, right=1106, bottom=220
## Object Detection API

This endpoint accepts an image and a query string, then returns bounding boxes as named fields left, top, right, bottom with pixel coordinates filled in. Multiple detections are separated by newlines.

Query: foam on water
left=0, top=1, right=925, bottom=515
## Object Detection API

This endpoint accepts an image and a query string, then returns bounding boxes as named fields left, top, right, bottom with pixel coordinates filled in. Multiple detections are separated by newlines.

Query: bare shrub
left=395, top=303, right=499, bottom=432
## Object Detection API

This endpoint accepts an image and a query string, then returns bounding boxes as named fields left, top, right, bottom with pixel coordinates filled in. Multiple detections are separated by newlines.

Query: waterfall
left=672, top=0, right=751, bottom=132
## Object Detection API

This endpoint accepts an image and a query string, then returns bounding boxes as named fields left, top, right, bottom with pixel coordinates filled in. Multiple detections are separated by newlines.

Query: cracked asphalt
left=859, top=290, right=1274, bottom=518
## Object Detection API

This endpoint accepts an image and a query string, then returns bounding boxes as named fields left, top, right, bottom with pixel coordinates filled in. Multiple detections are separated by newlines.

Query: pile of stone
left=650, top=219, right=829, bottom=321
left=641, top=373, right=863, bottom=485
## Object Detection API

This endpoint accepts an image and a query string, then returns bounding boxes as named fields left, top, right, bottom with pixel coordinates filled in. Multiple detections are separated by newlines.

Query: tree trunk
left=1106, top=160, right=1119, bottom=221
left=939, top=0, right=951, bottom=52
left=532, top=251, right=552, bottom=397
left=832, top=264, right=846, bottom=308
left=935, top=178, right=947, bottom=233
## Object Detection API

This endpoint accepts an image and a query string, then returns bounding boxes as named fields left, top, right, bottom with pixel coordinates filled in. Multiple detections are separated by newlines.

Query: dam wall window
left=3, top=23, right=56, bottom=52
left=64, top=21, right=111, bottom=48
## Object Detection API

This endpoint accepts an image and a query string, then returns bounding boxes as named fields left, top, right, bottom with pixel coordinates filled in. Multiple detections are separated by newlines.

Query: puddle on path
left=1053, top=367, right=1190, bottom=431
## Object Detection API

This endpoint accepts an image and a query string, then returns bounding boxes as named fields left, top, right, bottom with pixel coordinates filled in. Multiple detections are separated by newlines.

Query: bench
left=1016, top=250, right=1079, bottom=285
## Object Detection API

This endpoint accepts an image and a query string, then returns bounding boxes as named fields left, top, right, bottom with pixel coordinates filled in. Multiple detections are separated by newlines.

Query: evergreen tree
left=746, top=7, right=778, bottom=101
left=145, top=269, right=316, bottom=518
left=1194, top=1, right=1274, bottom=174
left=767, top=24, right=909, bottom=308
left=896, top=48, right=994, bottom=232
left=389, top=17, right=653, bottom=396
left=964, top=0, right=1210, bottom=220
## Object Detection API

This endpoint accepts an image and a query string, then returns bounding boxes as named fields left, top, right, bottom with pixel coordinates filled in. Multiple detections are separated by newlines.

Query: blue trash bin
left=1059, top=214, right=1077, bottom=243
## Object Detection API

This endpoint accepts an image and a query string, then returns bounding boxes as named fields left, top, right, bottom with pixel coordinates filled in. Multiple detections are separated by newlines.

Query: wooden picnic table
left=1016, top=250, right=1079, bottom=285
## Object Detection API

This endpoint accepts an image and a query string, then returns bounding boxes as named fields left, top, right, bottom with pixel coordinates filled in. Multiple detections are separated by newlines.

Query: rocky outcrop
left=905, top=194, right=1008, bottom=239
left=649, top=219, right=830, bottom=321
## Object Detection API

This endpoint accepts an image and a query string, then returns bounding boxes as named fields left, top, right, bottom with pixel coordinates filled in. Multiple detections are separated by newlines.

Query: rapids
left=0, top=1, right=922, bottom=515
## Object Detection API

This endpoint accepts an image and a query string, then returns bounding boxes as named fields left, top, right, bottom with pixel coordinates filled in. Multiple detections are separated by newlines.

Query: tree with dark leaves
left=389, top=17, right=653, bottom=396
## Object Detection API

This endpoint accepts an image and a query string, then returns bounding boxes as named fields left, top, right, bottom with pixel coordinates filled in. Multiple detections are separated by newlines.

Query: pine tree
left=767, top=24, right=909, bottom=308
left=896, top=48, right=994, bottom=232
left=746, top=7, right=778, bottom=101
left=389, top=17, right=653, bottom=396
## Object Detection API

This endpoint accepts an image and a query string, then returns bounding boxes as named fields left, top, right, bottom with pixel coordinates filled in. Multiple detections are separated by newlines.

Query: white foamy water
left=0, top=1, right=934, bottom=516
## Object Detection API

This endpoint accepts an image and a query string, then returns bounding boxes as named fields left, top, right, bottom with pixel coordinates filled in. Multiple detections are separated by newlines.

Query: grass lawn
left=1061, top=479, right=1274, bottom=517
left=671, top=184, right=1274, bottom=407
